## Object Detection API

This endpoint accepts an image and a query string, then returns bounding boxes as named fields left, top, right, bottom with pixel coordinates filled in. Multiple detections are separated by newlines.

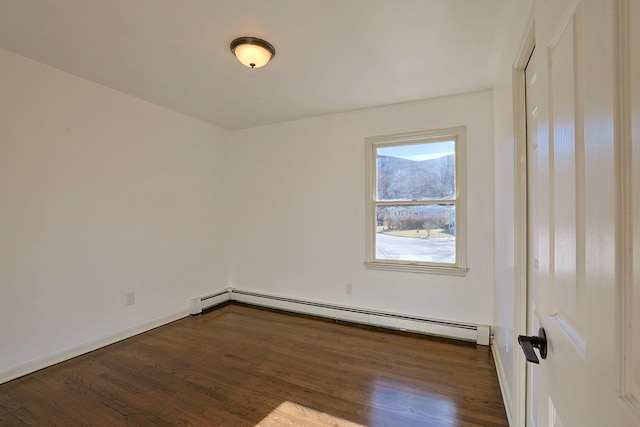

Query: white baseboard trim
left=492, top=341, right=514, bottom=426
left=2, top=289, right=493, bottom=385
left=191, top=288, right=491, bottom=345
left=0, top=309, right=189, bottom=385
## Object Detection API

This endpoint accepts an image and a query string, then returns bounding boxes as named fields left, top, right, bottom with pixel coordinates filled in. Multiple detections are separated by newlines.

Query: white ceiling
left=0, top=0, right=509, bottom=130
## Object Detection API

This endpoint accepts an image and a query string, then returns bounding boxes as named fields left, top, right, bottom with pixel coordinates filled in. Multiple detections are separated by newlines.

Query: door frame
left=614, top=0, right=639, bottom=420
left=512, top=9, right=535, bottom=426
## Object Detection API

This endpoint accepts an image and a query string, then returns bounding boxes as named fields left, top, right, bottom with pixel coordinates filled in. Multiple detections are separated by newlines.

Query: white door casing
left=620, top=0, right=640, bottom=420
left=523, top=0, right=640, bottom=426
left=525, top=43, right=541, bottom=427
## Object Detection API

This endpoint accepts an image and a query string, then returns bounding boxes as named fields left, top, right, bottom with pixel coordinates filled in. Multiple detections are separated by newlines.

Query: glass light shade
left=234, top=43, right=272, bottom=68
left=230, top=37, right=275, bottom=69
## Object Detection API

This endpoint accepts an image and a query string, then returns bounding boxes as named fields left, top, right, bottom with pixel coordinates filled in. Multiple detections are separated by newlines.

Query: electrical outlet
left=126, top=292, right=135, bottom=306
left=345, top=283, right=353, bottom=295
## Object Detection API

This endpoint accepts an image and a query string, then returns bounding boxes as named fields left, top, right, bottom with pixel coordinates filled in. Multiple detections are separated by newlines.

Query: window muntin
left=365, top=128, right=467, bottom=275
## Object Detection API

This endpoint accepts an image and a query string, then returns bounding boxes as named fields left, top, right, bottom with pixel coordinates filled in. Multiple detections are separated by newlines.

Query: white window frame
left=364, top=126, right=469, bottom=276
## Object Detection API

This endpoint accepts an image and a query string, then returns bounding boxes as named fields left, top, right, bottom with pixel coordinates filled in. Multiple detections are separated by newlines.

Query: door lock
left=517, top=327, right=547, bottom=364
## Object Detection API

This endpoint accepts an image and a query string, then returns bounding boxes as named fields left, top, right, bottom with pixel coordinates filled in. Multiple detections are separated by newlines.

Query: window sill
left=364, top=261, right=469, bottom=276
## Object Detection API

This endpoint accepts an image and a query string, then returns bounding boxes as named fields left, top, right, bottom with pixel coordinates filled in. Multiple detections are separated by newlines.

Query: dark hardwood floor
left=0, top=304, right=508, bottom=426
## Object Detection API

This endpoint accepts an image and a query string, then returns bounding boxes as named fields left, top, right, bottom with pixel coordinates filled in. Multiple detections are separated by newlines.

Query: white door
left=523, top=0, right=640, bottom=426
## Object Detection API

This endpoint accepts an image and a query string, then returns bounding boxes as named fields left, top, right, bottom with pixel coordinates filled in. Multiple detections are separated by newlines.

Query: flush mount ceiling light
left=230, top=37, right=276, bottom=69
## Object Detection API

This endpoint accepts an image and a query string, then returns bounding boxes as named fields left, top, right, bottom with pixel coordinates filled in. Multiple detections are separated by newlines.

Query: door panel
left=526, top=0, right=638, bottom=425
left=548, top=4, right=586, bottom=355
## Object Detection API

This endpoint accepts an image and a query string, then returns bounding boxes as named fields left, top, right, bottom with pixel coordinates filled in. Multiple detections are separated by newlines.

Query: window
left=365, top=127, right=468, bottom=275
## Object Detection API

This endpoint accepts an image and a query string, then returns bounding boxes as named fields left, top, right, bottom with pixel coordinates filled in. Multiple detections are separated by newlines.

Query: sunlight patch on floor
left=255, top=401, right=366, bottom=427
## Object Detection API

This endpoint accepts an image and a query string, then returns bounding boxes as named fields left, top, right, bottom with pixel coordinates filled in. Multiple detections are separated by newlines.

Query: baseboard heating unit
left=189, top=289, right=230, bottom=314
left=190, top=288, right=490, bottom=346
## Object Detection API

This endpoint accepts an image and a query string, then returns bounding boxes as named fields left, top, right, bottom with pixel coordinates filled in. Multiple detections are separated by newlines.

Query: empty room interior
left=1, top=1, right=639, bottom=426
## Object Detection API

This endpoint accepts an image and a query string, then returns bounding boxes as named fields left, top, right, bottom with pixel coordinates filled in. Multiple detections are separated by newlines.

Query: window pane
left=375, top=204, right=456, bottom=264
left=377, top=141, right=455, bottom=201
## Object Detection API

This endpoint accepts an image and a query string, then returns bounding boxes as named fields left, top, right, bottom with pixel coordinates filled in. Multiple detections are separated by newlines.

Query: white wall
left=491, top=0, right=533, bottom=421
left=228, top=91, right=495, bottom=325
left=0, top=48, right=229, bottom=377
left=0, top=45, right=502, bottom=385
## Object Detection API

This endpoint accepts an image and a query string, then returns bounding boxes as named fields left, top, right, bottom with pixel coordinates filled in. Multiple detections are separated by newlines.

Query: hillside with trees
left=377, top=154, right=455, bottom=200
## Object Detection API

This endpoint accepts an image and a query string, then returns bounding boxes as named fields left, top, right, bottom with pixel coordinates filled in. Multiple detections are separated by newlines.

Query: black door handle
left=517, top=328, right=547, bottom=364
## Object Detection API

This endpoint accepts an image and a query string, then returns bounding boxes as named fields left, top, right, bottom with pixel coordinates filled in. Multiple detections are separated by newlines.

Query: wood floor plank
left=0, top=304, right=508, bottom=426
